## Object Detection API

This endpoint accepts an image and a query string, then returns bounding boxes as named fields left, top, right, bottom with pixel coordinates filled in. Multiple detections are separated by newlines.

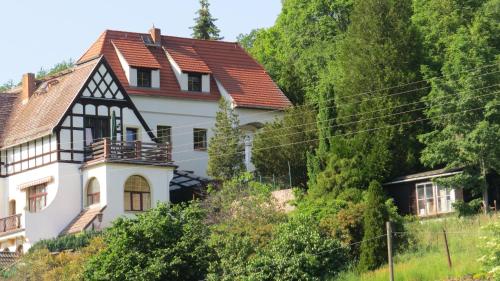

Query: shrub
left=452, top=199, right=483, bottom=217
left=29, top=230, right=100, bottom=253
left=247, top=215, right=349, bottom=281
left=83, top=202, right=213, bottom=281
left=478, top=218, right=500, bottom=279
left=358, top=180, right=389, bottom=271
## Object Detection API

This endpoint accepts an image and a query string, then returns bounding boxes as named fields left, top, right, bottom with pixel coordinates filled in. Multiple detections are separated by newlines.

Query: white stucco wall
left=82, top=163, right=174, bottom=228
left=130, top=95, right=284, bottom=177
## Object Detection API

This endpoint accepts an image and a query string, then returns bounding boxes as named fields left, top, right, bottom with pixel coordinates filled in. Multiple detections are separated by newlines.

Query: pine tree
left=191, top=0, right=222, bottom=40
left=419, top=0, right=500, bottom=210
left=207, top=99, right=244, bottom=180
left=358, top=180, right=389, bottom=271
left=308, top=0, right=424, bottom=199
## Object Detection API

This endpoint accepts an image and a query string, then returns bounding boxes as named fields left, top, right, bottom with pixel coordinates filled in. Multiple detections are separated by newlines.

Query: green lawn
left=336, top=214, right=498, bottom=281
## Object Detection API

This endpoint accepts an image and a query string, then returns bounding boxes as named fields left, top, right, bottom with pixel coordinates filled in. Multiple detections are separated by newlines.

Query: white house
left=0, top=28, right=291, bottom=252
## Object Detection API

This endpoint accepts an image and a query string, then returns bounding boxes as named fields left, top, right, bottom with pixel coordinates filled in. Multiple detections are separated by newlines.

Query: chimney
left=22, top=73, right=36, bottom=102
left=149, top=27, right=161, bottom=46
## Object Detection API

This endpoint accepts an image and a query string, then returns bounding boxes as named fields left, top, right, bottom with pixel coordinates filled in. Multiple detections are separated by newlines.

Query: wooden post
left=103, top=138, right=110, bottom=159
left=135, top=140, right=142, bottom=160
left=386, top=221, right=394, bottom=281
left=288, top=161, right=292, bottom=188
left=443, top=228, right=452, bottom=269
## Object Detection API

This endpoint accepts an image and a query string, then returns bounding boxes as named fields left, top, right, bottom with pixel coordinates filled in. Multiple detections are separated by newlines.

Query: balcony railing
left=85, top=139, right=172, bottom=164
left=0, top=214, right=22, bottom=234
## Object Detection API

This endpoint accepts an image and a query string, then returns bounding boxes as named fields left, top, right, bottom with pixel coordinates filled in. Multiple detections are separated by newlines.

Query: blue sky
left=0, top=0, right=281, bottom=84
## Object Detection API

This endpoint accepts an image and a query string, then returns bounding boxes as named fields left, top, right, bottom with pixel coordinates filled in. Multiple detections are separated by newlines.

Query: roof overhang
left=384, top=170, right=463, bottom=186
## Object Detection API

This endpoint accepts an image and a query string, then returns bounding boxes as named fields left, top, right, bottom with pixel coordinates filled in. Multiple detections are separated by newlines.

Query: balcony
left=85, top=139, right=172, bottom=166
left=0, top=214, right=22, bottom=235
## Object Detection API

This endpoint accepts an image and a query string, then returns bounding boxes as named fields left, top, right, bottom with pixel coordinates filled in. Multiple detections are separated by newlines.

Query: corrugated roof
left=78, top=30, right=291, bottom=109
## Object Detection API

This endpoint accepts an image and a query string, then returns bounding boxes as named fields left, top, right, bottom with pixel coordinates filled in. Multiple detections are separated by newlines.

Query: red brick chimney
left=22, top=73, right=36, bottom=102
left=149, top=27, right=161, bottom=46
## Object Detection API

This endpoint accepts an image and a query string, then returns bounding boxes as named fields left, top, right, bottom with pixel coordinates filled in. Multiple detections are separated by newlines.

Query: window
left=188, top=73, right=202, bottom=92
left=193, top=128, right=207, bottom=151
left=157, top=126, right=172, bottom=145
left=126, top=128, right=138, bottom=142
left=84, top=116, right=110, bottom=146
left=86, top=178, right=100, bottom=206
left=27, top=184, right=47, bottom=213
left=137, top=68, right=152, bottom=88
left=124, top=176, right=151, bottom=211
left=416, top=182, right=455, bottom=216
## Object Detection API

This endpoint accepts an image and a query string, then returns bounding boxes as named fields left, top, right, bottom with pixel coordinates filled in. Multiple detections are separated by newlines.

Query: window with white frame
left=416, top=182, right=455, bottom=216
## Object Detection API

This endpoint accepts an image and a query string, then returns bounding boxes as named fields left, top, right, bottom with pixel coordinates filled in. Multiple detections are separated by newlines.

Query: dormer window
left=137, top=68, right=152, bottom=88
left=188, top=73, right=202, bottom=92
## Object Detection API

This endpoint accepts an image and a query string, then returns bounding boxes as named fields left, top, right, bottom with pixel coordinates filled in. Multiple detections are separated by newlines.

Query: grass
left=336, top=213, right=499, bottom=281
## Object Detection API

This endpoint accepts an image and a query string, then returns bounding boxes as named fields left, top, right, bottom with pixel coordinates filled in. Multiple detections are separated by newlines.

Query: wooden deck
left=85, top=139, right=172, bottom=165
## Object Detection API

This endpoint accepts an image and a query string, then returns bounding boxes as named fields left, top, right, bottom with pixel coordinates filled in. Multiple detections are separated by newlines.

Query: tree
left=358, top=180, right=389, bottom=271
left=84, top=203, right=213, bottom=281
left=419, top=0, right=500, bottom=211
left=241, top=0, right=353, bottom=105
left=207, top=99, right=244, bottom=181
left=308, top=0, right=423, bottom=199
left=191, top=0, right=222, bottom=40
left=247, top=215, right=348, bottom=281
left=252, top=106, right=318, bottom=188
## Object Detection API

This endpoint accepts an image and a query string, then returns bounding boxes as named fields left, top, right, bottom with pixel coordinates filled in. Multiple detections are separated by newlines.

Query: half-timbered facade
left=0, top=57, right=175, bottom=252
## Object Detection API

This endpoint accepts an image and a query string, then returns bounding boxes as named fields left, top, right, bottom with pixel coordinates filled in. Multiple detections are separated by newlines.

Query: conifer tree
left=207, top=99, right=244, bottom=180
left=308, top=0, right=423, bottom=198
left=191, top=0, right=222, bottom=40
left=358, top=180, right=389, bottom=271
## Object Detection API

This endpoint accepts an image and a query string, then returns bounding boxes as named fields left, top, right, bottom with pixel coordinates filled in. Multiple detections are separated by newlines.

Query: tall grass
left=336, top=214, right=499, bottom=281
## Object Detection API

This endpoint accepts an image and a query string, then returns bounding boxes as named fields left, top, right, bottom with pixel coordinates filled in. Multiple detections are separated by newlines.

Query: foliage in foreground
left=29, top=230, right=100, bottom=253
left=478, top=217, right=500, bottom=279
left=84, top=202, right=213, bottom=281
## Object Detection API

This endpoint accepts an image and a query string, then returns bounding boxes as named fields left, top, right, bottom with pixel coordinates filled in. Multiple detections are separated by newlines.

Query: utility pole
left=386, top=221, right=394, bottom=281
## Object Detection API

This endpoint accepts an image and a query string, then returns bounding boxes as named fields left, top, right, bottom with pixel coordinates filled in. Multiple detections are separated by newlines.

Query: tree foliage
left=207, top=99, right=244, bottom=181
left=418, top=0, right=500, bottom=203
left=191, top=0, right=222, bottom=40
left=84, top=203, right=213, bottom=281
left=252, top=106, right=318, bottom=188
left=358, top=181, right=389, bottom=271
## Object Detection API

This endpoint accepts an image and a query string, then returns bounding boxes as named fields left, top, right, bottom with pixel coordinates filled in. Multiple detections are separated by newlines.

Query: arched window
left=87, top=178, right=100, bottom=206
left=124, top=176, right=151, bottom=211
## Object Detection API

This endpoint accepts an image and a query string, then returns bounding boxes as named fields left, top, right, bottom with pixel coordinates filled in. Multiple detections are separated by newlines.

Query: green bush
left=452, top=199, right=483, bottom=217
left=478, top=218, right=500, bottom=279
left=84, top=202, right=214, bottom=281
left=247, top=215, right=349, bottom=281
left=29, top=230, right=100, bottom=253
left=358, top=181, right=389, bottom=272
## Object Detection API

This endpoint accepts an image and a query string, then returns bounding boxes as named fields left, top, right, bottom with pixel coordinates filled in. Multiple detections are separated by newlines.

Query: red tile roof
left=0, top=59, right=100, bottom=148
left=78, top=30, right=291, bottom=109
left=165, top=42, right=211, bottom=73
left=112, top=39, right=161, bottom=69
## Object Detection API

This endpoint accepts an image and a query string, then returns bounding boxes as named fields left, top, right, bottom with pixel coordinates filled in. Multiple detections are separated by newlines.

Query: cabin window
left=188, top=73, right=202, bottom=92
left=27, top=184, right=47, bottom=213
left=193, top=128, right=207, bottom=151
left=137, top=68, right=152, bottom=88
left=124, top=176, right=151, bottom=212
left=416, top=182, right=454, bottom=216
left=86, top=178, right=100, bottom=206
left=157, top=126, right=172, bottom=145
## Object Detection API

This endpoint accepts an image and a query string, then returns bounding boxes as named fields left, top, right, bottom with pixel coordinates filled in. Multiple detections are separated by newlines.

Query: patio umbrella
left=111, top=111, right=117, bottom=142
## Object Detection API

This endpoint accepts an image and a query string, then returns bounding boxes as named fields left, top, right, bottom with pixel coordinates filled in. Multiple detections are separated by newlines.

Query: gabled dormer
left=163, top=41, right=211, bottom=93
left=112, top=36, right=161, bottom=89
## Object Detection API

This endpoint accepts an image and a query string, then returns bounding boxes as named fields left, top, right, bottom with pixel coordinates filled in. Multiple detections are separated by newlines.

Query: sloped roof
left=60, top=205, right=106, bottom=236
left=0, top=252, right=18, bottom=269
left=78, top=30, right=291, bottom=109
left=0, top=59, right=100, bottom=148
left=384, top=167, right=463, bottom=185
left=170, top=170, right=210, bottom=191
left=112, top=39, right=161, bottom=69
